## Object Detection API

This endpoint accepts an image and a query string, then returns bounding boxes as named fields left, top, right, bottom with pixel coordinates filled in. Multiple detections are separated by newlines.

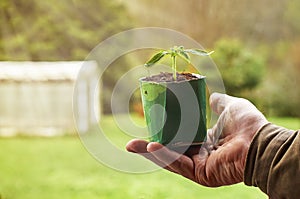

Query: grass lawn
left=0, top=116, right=299, bottom=199
left=268, top=117, right=300, bottom=130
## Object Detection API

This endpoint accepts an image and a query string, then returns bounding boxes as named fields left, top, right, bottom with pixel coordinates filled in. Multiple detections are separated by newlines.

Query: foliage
left=258, top=41, right=300, bottom=117
left=1, top=0, right=300, bottom=117
left=0, top=0, right=133, bottom=114
left=211, top=39, right=265, bottom=96
left=271, top=69, right=299, bottom=117
left=123, top=0, right=300, bottom=117
left=101, top=55, right=134, bottom=114
left=145, top=46, right=213, bottom=80
left=124, top=0, right=290, bottom=45
left=284, top=0, right=300, bottom=36
left=0, top=0, right=131, bottom=60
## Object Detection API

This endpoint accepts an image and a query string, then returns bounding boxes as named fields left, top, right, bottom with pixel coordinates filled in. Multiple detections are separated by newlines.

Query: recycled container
left=139, top=73, right=207, bottom=147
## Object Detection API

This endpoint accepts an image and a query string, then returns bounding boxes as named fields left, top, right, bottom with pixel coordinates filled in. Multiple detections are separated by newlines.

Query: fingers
left=126, top=140, right=195, bottom=181
left=209, top=93, right=237, bottom=115
left=126, top=139, right=149, bottom=153
left=126, top=139, right=177, bottom=172
left=191, top=143, right=212, bottom=186
left=147, top=142, right=195, bottom=181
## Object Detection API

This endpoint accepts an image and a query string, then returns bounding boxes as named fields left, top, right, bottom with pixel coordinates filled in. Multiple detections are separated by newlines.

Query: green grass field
left=0, top=116, right=299, bottom=199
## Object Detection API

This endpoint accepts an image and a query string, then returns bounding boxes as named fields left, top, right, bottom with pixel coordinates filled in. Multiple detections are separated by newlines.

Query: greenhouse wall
left=0, top=61, right=100, bottom=136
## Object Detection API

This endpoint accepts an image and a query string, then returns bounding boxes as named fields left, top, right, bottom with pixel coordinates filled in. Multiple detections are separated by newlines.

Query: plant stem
left=172, top=55, right=177, bottom=81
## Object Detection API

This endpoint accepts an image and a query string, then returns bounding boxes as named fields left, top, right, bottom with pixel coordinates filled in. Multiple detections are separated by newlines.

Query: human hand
left=126, top=93, right=268, bottom=187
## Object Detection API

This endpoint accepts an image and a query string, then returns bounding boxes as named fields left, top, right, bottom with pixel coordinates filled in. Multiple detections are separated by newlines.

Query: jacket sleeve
left=244, top=123, right=300, bottom=199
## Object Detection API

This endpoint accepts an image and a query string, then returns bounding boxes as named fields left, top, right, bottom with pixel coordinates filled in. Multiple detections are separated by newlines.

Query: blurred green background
left=1, top=0, right=300, bottom=116
left=1, top=0, right=300, bottom=198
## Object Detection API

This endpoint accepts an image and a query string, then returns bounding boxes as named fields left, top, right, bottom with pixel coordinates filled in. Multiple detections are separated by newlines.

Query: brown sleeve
left=244, top=123, right=300, bottom=199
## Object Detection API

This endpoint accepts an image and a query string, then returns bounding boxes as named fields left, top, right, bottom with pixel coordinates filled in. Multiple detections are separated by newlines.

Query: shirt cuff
left=244, top=123, right=297, bottom=197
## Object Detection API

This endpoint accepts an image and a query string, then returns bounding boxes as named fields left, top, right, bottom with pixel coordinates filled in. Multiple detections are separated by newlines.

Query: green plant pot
left=140, top=74, right=207, bottom=147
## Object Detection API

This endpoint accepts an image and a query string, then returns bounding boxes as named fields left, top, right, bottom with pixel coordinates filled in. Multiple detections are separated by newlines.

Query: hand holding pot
left=126, top=93, right=268, bottom=187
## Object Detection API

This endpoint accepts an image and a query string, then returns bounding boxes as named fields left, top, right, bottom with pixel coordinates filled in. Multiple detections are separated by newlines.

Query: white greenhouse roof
left=0, top=61, right=97, bottom=82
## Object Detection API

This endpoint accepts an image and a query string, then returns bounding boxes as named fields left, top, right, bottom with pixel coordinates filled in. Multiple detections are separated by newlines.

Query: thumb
left=209, top=93, right=238, bottom=115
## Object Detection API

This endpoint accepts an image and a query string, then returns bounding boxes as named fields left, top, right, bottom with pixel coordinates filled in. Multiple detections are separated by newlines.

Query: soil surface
left=141, top=72, right=201, bottom=83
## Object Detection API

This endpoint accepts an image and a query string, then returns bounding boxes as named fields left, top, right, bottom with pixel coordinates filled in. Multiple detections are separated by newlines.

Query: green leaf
left=144, top=51, right=169, bottom=67
left=178, top=51, right=191, bottom=63
left=184, top=49, right=214, bottom=56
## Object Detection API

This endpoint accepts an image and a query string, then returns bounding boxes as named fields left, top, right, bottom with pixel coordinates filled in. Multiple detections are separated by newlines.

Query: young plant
left=144, top=46, right=214, bottom=80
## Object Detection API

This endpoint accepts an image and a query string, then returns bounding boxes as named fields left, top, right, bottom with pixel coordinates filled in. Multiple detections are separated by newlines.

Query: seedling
left=144, top=46, right=214, bottom=80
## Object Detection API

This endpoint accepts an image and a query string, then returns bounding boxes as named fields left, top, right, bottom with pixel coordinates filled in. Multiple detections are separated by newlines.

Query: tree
left=0, top=0, right=131, bottom=60
left=284, top=0, right=300, bottom=37
left=211, top=38, right=265, bottom=96
left=0, top=0, right=134, bottom=114
left=122, top=0, right=289, bottom=46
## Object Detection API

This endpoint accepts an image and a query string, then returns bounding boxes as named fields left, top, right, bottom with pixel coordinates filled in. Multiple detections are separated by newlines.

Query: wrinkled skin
left=126, top=93, right=268, bottom=187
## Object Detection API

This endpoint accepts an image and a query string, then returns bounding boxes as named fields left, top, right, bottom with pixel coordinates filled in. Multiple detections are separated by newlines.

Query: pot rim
left=139, top=73, right=206, bottom=84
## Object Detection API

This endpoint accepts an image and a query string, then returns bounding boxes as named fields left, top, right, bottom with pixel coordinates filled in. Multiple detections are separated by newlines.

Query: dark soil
left=141, top=72, right=201, bottom=83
